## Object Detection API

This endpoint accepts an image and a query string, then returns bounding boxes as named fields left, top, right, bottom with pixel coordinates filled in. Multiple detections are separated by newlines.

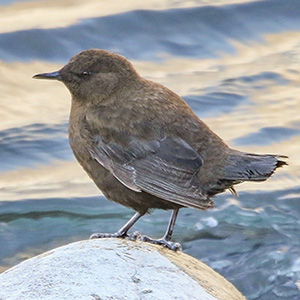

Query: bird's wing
left=90, top=134, right=213, bottom=210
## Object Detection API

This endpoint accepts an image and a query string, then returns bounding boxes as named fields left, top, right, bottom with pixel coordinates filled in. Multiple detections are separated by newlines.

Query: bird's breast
left=68, top=110, right=93, bottom=164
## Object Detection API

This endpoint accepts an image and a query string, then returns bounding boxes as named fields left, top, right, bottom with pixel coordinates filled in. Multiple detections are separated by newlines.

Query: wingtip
left=276, top=155, right=288, bottom=168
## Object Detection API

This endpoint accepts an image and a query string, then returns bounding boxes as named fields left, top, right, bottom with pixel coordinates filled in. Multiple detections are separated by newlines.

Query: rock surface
left=0, top=239, right=246, bottom=300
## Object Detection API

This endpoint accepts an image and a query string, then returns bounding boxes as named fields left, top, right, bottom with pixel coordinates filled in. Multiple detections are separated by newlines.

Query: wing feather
left=90, top=135, right=213, bottom=209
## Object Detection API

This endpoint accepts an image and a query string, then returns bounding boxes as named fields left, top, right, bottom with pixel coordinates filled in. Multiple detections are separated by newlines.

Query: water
left=0, top=0, right=299, bottom=299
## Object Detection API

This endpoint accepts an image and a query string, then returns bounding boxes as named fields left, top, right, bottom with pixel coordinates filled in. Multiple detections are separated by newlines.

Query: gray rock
left=0, top=239, right=246, bottom=300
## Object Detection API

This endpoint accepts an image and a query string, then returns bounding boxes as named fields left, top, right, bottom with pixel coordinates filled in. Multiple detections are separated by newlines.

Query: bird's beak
left=33, top=71, right=62, bottom=81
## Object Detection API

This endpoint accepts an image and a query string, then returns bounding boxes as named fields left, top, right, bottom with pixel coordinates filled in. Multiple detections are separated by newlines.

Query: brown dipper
left=33, top=49, right=287, bottom=250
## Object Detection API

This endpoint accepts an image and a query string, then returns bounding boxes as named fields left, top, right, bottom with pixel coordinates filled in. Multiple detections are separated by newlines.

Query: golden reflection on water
left=0, top=161, right=99, bottom=201
left=1, top=25, right=299, bottom=201
left=0, top=0, right=260, bottom=34
left=0, top=61, right=68, bottom=131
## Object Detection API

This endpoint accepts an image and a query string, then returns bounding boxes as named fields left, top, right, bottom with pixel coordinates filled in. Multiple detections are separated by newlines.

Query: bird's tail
left=222, top=151, right=288, bottom=183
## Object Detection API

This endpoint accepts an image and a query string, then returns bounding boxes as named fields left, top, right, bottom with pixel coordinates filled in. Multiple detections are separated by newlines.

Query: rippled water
left=0, top=1, right=299, bottom=299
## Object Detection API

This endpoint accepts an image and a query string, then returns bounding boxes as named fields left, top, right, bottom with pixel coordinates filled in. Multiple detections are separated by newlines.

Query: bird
left=33, top=49, right=287, bottom=250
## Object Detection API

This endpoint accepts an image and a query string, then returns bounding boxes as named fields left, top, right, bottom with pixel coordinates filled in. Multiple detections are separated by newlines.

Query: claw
left=90, top=230, right=143, bottom=241
left=138, top=235, right=182, bottom=251
left=90, top=232, right=123, bottom=239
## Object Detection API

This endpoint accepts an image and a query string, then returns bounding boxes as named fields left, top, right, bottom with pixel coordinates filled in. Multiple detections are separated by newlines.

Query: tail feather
left=223, top=152, right=288, bottom=182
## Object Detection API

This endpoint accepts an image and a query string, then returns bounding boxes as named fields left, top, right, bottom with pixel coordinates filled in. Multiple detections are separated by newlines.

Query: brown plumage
left=33, top=49, right=287, bottom=250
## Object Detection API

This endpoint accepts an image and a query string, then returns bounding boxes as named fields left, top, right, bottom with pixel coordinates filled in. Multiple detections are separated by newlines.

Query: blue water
left=0, top=1, right=299, bottom=299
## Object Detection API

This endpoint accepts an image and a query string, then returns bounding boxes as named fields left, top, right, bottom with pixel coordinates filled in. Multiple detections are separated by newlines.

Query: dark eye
left=81, top=71, right=91, bottom=78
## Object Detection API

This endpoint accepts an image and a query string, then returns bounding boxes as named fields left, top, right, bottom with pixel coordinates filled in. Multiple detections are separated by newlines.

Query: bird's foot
left=137, top=235, right=182, bottom=251
left=90, top=232, right=122, bottom=239
left=90, top=231, right=181, bottom=251
left=89, top=231, right=143, bottom=241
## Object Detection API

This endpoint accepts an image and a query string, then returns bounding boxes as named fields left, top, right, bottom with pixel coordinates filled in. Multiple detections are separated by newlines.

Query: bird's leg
left=162, top=208, right=179, bottom=242
left=90, top=211, right=144, bottom=240
left=139, top=208, right=182, bottom=251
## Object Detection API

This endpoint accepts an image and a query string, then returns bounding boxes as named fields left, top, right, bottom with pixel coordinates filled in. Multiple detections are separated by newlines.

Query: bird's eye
left=81, top=71, right=91, bottom=77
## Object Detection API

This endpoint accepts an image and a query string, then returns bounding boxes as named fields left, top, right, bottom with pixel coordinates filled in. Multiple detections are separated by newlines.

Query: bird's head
left=33, top=49, right=140, bottom=104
